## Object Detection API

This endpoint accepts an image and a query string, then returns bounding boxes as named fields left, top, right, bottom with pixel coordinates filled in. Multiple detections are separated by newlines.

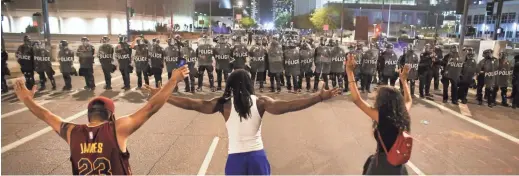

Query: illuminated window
left=486, top=15, right=496, bottom=24
left=63, top=17, right=87, bottom=34
left=2, top=16, right=10, bottom=33
left=473, top=15, right=484, bottom=24
left=91, top=18, right=108, bottom=34
left=466, top=15, right=472, bottom=25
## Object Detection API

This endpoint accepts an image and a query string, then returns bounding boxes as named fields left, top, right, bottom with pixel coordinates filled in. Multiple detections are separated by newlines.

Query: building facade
left=1, top=0, right=195, bottom=35
left=273, top=0, right=294, bottom=20
left=466, top=0, right=519, bottom=41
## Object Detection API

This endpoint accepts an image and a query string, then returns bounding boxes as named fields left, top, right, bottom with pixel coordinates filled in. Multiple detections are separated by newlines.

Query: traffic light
left=127, top=7, right=135, bottom=17
left=486, top=2, right=494, bottom=16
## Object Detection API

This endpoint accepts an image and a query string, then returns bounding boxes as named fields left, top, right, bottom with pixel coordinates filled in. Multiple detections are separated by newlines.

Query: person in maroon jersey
left=13, top=66, right=189, bottom=175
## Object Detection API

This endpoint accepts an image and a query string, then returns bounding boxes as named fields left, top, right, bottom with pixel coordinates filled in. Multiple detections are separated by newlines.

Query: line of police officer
left=12, top=34, right=519, bottom=109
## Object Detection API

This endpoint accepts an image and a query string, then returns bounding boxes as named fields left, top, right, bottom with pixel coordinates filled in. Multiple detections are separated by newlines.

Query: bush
left=25, top=25, right=39, bottom=33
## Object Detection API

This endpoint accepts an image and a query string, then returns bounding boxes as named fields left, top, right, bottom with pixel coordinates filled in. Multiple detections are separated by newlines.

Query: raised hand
left=319, top=88, right=341, bottom=101
left=171, top=65, right=190, bottom=82
left=399, top=65, right=410, bottom=81
left=345, top=53, right=356, bottom=73
left=14, top=78, right=37, bottom=101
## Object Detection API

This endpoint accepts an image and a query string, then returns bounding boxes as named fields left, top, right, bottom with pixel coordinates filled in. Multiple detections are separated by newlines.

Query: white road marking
left=406, top=161, right=426, bottom=175
left=1, top=87, right=137, bottom=153
left=1, top=73, right=168, bottom=152
left=197, top=136, right=220, bottom=176
left=416, top=92, right=519, bottom=145
left=1, top=75, right=122, bottom=118
left=458, top=103, right=472, bottom=117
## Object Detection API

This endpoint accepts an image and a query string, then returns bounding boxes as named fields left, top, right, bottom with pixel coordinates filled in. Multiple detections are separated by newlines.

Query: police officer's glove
left=129, top=65, right=134, bottom=73
left=111, top=64, right=117, bottom=73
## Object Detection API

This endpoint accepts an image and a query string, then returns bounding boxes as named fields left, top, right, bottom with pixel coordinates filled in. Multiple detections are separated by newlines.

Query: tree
left=239, top=17, right=257, bottom=29
left=293, top=14, right=313, bottom=29
left=275, top=12, right=292, bottom=28
left=310, top=5, right=354, bottom=31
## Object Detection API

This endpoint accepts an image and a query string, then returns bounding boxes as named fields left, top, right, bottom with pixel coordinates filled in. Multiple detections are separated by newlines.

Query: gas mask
left=23, top=36, right=31, bottom=46
left=483, top=49, right=493, bottom=59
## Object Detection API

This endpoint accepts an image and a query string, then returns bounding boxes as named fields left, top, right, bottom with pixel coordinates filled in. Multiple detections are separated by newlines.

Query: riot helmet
left=407, top=43, right=415, bottom=51
left=319, top=37, right=326, bottom=46
left=483, top=49, right=493, bottom=58
left=118, top=35, right=127, bottom=44
left=217, top=35, right=227, bottom=44
left=499, top=51, right=508, bottom=60
left=385, top=43, right=394, bottom=50
left=465, top=47, right=475, bottom=58
left=81, top=37, right=89, bottom=46
left=59, top=40, right=69, bottom=50
left=101, top=36, right=110, bottom=44
left=450, top=45, right=459, bottom=53
left=33, top=40, right=42, bottom=49
left=23, top=35, right=31, bottom=46
left=254, top=36, right=262, bottom=45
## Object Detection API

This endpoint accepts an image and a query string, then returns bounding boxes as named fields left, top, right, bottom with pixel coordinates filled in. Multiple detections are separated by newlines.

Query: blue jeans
left=225, top=149, right=271, bottom=175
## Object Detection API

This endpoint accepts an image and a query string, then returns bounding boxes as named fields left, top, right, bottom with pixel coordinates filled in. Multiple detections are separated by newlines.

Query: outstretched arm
left=166, top=96, right=220, bottom=114
left=13, top=79, right=66, bottom=137
left=116, top=66, right=189, bottom=137
left=257, top=88, right=340, bottom=115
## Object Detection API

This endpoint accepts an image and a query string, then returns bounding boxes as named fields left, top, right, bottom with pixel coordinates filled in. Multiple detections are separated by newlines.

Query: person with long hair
left=145, top=69, right=341, bottom=175
left=345, top=55, right=412, bottom=175
left=13, top=66, right=189, bottom=175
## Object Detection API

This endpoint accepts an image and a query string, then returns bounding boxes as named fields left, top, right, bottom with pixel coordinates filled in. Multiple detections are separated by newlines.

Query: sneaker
left=196, top=87, right=203, bottom=92
left=461, top=99, right=468, bottom=104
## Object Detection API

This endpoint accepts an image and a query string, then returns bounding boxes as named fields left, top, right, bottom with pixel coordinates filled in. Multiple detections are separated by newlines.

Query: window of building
left=473, top=15, right=484, bottom=24
left=477, top=31, right=483, bottom=37
left=486, top=15, right=496, bottom=24
left=466, top=15, right=472, bottom=25
left=500, top=13, right=516, bottom=24
left=505, top=31, right=513, bottom=38
left=516, top=32, right=519, bottom=38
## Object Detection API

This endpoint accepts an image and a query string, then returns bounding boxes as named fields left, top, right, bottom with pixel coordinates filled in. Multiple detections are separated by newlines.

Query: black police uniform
left=58, top=48, right=75, bottom=90
left=16, top=44, right=35, bottom=89
left=197, top=41, right=215, bottom=91
left=496, top=58, right=512, bottom=106
left=249, top=43, right=267, bottom=90
left=418, top=51, right=434, bottom=97
left=77, top=44, right=96, bottom=89
left=98, top=43, right=115, bottom=89
left=34, top=46, right=56, bottom=90
left=181, top=45, right=197, bottom=92
left=2, top=50, right=10, bottom=93
left=115, top=42, right=132, bottom=89
left=149, top=44, right=165, bottom=88
left=477, top=56, right=499, bottom=106
left=133, top=44, right=150, bottom=88
left=441, top=52, right=463, bottom=104
left=360, top=48, right=378, bottom=92
left=458, top=55, right=477, bottom=103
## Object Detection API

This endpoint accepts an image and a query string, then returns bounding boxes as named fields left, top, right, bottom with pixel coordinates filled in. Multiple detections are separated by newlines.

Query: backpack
left=376, top=130, right=413, bottom=166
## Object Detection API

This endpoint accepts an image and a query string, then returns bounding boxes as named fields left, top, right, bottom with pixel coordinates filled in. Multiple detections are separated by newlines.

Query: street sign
left=236, top=14, right=242, bottom=20
left=323, top=24, right=329, bottom=31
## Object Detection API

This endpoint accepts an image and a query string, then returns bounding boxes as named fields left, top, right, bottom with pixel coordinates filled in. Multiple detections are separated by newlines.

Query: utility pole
left=210, top=0, right=212, bottom=36
left=459, top=0, right=469, bottom=47
left=434, top=13, right=439, bottom=45
left=493, top=0, right=504, bottom=40
left=387, top=4, right=391, bottom=37
left=125, top=0, right=131, bottom=40
left=41, top=0, right=51, bottom=47
left=340, top=0, right=345, bottom=43
left=1, top=15, right=5, bottom=51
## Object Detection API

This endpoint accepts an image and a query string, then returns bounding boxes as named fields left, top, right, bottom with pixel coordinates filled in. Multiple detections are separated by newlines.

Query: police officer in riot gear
left=197, top=35, right=215, bottom=92
left=477, top=49, right=499, bottom=107
left=33, top=41, right=56, bottom=91
left=16, top=35, right=35, bottom=89
left=231, top=36, right=248, bottom=70
left=380, top=44, right=398, bottom=86
left=441, top=46, right=464, bottom=104
left=149, top=38, right=165, bottom=88
left=77, top=37, right=96, bottom=90
left=352, top=43, right=363, bottom=88
left=249, top=35, right=268, bottom=92
left=433, top=45, right=443, bottom=90
left=299, top=40, right=314, bottom=92
left=164, top=37, right=181, bottom=79
left=214, top=35, right=232, bottom=90
left=418, top=44, right=435, bottom=98
left=512, top=54, right=519, bottom=109
left=115, top=35, right=132, bottom=90
left=314, top=37, right=332, bottom=92
left=267, top=35, right=284, bottom=93
left=329, top=39, right=346, bottom=92
left=181, top=40, right=197, bottom=93
left=400, top=44, right=419, bottom=96
left=284, top=39, right=301, bottom=93
left=132, top=38, right=150, bottom=89
left=98, top=36, right=115, bottom=90
left=58, top=40, right=75, bottom=91
left=360, top=42, right=378, bottom=93
left=458, top=47, right=478, bottom=104
left=496, top=51, right=512, bottom=106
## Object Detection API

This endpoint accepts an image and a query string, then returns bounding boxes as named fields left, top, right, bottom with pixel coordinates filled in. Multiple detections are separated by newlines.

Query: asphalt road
left=1, top=64, right=519, bottom=175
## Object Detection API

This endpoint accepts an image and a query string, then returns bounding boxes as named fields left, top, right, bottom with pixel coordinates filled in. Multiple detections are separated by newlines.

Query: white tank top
left=225, top=95, right=264, bottom=154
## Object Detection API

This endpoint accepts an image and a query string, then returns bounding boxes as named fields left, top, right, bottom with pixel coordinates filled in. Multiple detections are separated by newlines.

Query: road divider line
left=406, top=161, right=425, bottom=175
left=1, top=73, right=169, bottom=152
left=1, top=75, right=123, bottom=118
left=1, top=87, right=137, bottom=153
left=393, top=83, right=519, bottom=145
left=415, top=92, right=519, bottom=145
left=197, top=136, right=220, bottom=176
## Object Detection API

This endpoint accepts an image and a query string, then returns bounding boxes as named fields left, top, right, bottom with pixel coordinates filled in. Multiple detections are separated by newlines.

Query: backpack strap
left=376, top=129, right=389, bottom=154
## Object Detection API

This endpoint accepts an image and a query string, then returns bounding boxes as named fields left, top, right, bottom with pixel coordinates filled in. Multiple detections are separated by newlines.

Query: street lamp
left=232, top=1, right=243, bottom=29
